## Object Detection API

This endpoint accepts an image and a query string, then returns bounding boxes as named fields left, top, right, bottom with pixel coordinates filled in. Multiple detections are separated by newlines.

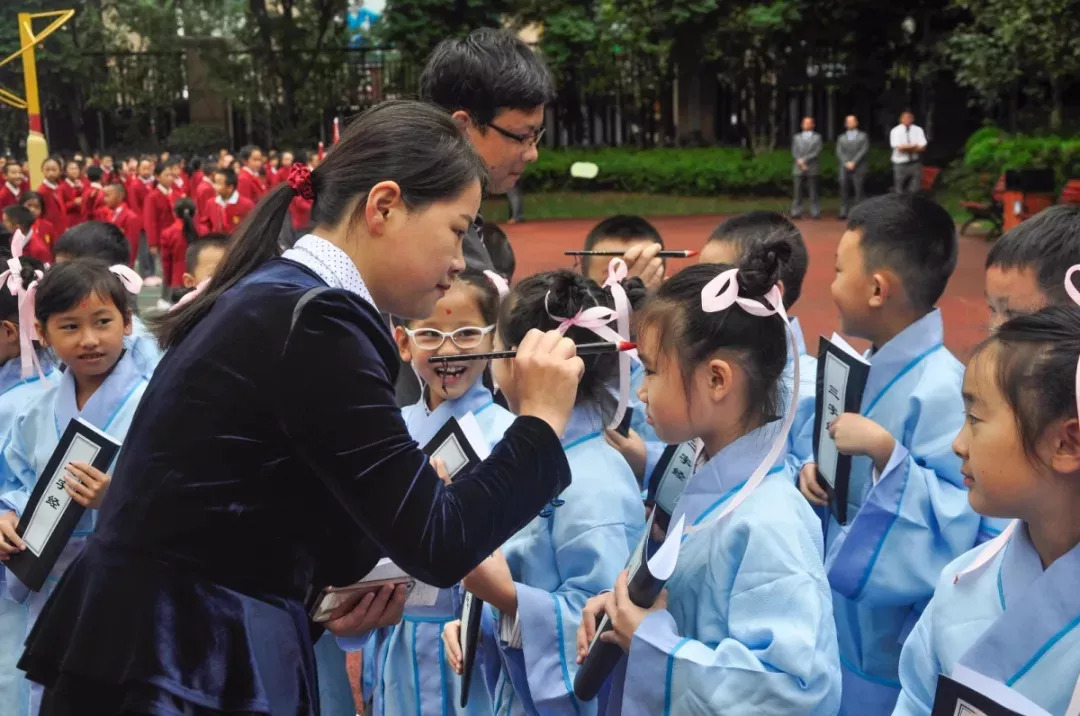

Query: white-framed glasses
left=404, top=325, right=495, bottom=350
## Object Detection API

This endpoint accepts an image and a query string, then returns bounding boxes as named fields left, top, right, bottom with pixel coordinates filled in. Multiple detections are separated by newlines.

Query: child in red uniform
left=159, top=197, right=199, bottom=291
left=206, top=168, right=255, bottom=234
left=192, top=161, right=217, bottom=230
left=287, top=152, right=312, bottom=231
left=60, top=159, right=85, bottom=228
left=1, top=206, right=51, bottom=263
left=81, top=165, right=107, bottom=223
left=0, top=162, right=24, bottom=213
left=102, top=182, right=143, bottom=266
left=142, top=161, right=177, bottom=258
left=36, top=157, right=67, bottom=235
left=235, top=145, right=266, bottom=204
left=188, top=157, right=205, bottom=190
left=127, top=158, right=155, bottom=213
left=18, top=192, right=58, bottom=256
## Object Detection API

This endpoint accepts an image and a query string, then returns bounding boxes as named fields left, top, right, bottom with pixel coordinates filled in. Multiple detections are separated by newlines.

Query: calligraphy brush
left=429, top=341, right=636, bottom=363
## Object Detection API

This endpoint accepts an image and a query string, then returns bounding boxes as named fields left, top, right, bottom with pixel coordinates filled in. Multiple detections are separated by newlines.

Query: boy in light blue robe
left=605, top=424, right=841, bottom=715
left=895, top=524, right=1080, bottom=715
left=487, top=405, right=645, bottom=715
left=798, top=195, right=1008, bottom=713
left=0, top=349, right=149, bottom=716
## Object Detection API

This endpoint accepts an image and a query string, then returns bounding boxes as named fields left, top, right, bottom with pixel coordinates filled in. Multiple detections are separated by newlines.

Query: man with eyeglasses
left=420, top=28, right=552, bottom=271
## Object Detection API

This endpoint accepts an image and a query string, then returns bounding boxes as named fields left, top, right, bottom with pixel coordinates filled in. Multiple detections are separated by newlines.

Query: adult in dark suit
left=791, top=116, right=822, bottom=219
left=836, top=114, right=870, bottom=219
left=18, top=101, right=585, bottom=716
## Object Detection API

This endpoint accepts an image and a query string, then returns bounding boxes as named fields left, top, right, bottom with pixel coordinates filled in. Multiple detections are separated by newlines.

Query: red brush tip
left=685, top=250, right=699, bottom=258
left=618, top=341, right=636, bottom=352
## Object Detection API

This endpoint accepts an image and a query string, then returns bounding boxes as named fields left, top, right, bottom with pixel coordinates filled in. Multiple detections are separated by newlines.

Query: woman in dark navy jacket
left=16, top=101, right=585, bottom=715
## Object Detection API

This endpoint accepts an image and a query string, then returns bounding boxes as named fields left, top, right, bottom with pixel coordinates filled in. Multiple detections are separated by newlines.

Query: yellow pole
left=19, top=13, right=48, bottom=187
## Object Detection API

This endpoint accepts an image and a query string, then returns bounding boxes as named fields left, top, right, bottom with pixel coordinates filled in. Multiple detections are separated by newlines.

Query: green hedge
left=961, top=127, right=1080, bottom=184
left=520, top=145, right=895, bottom=196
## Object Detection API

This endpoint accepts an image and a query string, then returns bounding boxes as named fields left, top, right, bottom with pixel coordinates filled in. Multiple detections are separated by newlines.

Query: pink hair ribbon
left=109, top=264, right=144, bottom=294
left=602, top=258, right=638, bottom=430
left=483, top=270, right=509, bottom=299
left=0, top=230, right=46, bottom=381
left=169, top=278, right=209, bottom=312
left=683, top=268, right=798, bottom=534
left=545, top=283, right=634, bottom=431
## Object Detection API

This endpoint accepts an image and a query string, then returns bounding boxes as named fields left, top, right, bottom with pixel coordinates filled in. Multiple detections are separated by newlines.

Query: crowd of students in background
left=0, top=146, right=316, bottom=307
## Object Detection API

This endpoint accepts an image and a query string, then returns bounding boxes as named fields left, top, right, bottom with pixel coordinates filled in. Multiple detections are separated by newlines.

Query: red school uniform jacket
left=60, top=178, right=85, bottom=228
left=81, top=183, right=107, bottom=223
left=0, top=182, right=22, bottom=213
left=290, top=196, right=312, bottom=230
left=143, top=185, right=177, bottom=249
left=236, top=168, right=266, bottom=205
left=194, top=178, right=217, bottom=234
left=36, top=181, right=67, bottom=235
left=127, top=177, right=153, bottom=213
left=106, top=203, right=143, bottom=266
left=159, top=220, right=190, bottom=287
left=31, top=217, right=58, bottom=255
left=206, top=193, right=255, bottom=234
left=22, top=226, right=52, bottom=264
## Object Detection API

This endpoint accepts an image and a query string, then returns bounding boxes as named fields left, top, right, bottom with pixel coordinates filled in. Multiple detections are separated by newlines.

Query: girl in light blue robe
left=0, top=250, right=58, bottom=716
left=0, top=259, right=150, bottom=716
left=803, top=309, right=1008, bottom=713
left=348, top=271, right=512, bottom=715
left=578, top=256, right=841, bottom=715
left=444, top=269, right=646, bottom=715
left=894, top=306, right=1080, bottom=716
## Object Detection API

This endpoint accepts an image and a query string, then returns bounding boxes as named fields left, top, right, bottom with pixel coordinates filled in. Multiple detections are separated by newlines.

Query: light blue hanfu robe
left=127, top=313, right=163, bottom=374
left=894, top=523, right=1080, bottom=716
left=819, top=309, right=1008, bottom=714
left=0, top=357, right=57, bottom=716
left=605, top=422, right=842, bottom=715
left=783, top=316, right=818, bottom=470
left=353, top=381, right=515, bottom=716
left=486, top=405, right=645, bottom=715
left=0, top=350, right=149, bottom=716
left=629, top=362, right=665, bottom=492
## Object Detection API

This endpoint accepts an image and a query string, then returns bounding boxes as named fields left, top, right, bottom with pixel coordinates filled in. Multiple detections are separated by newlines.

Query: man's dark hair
left=709, top=211, right=809, bottom=309
left=420, top=28, right=554, bottom=126
left=987, top=205, right=1080, bottom=305
left=848, top=194, right=957, bottom=310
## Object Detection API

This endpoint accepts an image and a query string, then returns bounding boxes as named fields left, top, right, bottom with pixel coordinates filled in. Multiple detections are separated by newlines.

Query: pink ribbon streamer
left=483, top=270, right=509, bottom=299
left=545, top=287, right=633, bottom=431
left=169, top=278, right=210, bottom=313
left=109, top=264, right=144, bottom=294
left=683, top=269, right=797, bottom=533
left=602, top=258, right=635, bottom=430
left=0, top=230, right=46, bottom=381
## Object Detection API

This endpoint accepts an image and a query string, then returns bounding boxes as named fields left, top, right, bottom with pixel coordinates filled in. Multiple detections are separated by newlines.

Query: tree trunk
left=1049, top=74, right=1063, bottom=132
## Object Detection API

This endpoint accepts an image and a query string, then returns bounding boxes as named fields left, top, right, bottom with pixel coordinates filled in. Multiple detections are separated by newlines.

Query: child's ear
left=869, top=270, right=890, bottom=309
left=34, top=320, right=48, bottom=348
left=0, top=320, right=17, bottom=344
left=123, top=310, right=133, bottom=336
left=393, top=325, right=412, bottom=363
left=182, top=272, right=197, bottom=289
left=1049, top=417, right=1080, bottom=474
left=704, top=357, right=734, bottom=403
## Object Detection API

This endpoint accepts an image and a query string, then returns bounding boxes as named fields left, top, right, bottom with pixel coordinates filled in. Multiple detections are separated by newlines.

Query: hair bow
left=683, top=267, right=798, bottom=534
left=0, top=231, right=47, bottom=380
left=483, top=270, right=509, bottom=299
left=601, top=258, right=639, bottom=430
left=545, top=277, right=635, bottom=431
left=169, top=278, right=210, bottom=313
left=109, top=264, right=144, bottom=294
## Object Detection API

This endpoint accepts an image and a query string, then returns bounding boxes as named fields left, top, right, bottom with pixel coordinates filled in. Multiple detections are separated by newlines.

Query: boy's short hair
left=85, top=165, right=103, bottom=182
left=18, top=191, right=43, bottom=209
left=483, top=223, right=516, bottom=281
left=214, top=168, right=238, bottom=188
left=420, top=28, right=554, bottom=126
left=582, top=214, right=664, bottom=278
left=986, top=205, right=1080, bottom=305
left=708, top=211, right=808, bottom=308
left=53, top=221, right=131, bottom=265
left=3, top=163, right=19, bottom=177
left=106, top=182, right=127, bottom=198
left=186, top=234, right=228, bottom=274
left=238, top=145, right=261, bottom=162
left=847, top=194, right=957, bottom=310
left=3, top=205, right=32, bottom=230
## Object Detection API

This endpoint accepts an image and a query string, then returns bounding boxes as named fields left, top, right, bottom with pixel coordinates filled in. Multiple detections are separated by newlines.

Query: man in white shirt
left=890, top=110, right=926, bottom=194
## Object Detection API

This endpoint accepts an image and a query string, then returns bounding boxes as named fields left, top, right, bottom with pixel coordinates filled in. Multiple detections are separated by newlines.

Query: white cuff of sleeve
left=498, top=610, right=522, bottom=649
